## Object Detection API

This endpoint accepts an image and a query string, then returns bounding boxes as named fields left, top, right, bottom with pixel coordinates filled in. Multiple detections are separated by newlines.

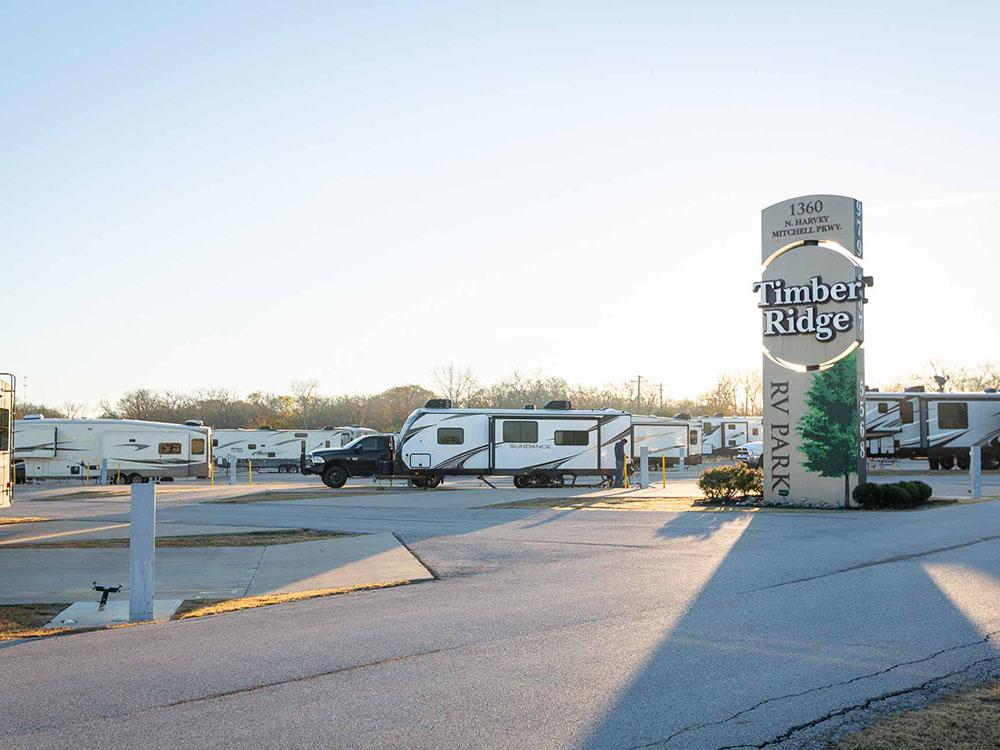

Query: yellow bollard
left=210, top=462, right=215, bottom=486
left=623, top=461, right=630, bottom=489
left=662, top=455, right=666, bottom=489
left=117, top=464, right=121, bottom=484
left=248, top=460, right=253, bottom=486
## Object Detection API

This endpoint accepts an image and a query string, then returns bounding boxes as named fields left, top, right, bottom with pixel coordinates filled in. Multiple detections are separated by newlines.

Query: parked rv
left=865, top=390, right=1000, bottom=470
left=304, top=400, right=701, bottom=489
left=632, top=415, right=702, bottom=468
left=212, top=426, right=376, bottom=472
left=0, top=374, right=13, bottom=506
left=700, top=416, right=763, bottom=457
left=14, top=417, right=212, bottom=482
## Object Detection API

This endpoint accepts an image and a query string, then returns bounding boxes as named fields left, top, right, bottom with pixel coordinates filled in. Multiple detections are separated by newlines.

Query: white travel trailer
left=14, top=417, right=212, bottom=482
left=395, top=400, right=694, bottom=487
left=0, top=374, right=13, bottom=506
left=865, top=390, right=1000, bottom=470
left=212, top=426, right=376, bottom=472
left=632, top=415, right=702, bottom=467
left=699, top=416, right=763, bottom=456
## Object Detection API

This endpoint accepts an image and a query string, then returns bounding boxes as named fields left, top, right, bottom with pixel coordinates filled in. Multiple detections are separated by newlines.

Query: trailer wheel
left=127, top=473, right=142, bottom=484
left=928, top=457, right=940, bottom=471
left=513, top=475, right=531, bottom=489
left=530, top=472, right=550, bottom=488
left=321, top=466, right=348, bottom=488
left=957, top=454, right=970, bottom=471
left=423, top=475, right=442, bottom=489
left=411, top=476, right=428, bottom=488
left=939, top=455, right=955, bottom=471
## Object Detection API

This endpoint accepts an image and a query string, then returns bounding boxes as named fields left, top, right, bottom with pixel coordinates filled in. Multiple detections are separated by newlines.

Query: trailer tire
left=513, top=475, right=531, bottom=489
left=939, top=455, right=955, bottom=471
left=530, top=472, right=550, bottom=488
left=321, top=466, right=348, bottom=489
left=957, top=454, right=971, bottom=471
left=928, top=457, right=940, bottom=471
left=423, top=475, right=442, bottom=489
left=127, top=473, right=142, bottom=484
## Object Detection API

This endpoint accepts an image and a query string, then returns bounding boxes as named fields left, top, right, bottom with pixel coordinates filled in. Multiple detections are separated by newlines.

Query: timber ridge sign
left=758, top=194, right=871, bottom=507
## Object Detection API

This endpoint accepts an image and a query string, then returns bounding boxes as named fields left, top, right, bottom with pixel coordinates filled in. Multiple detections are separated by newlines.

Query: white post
left=677, top=447, right=686, bottom=471
left=99, top=459, right=108, bottom=486
left=228, top=459, right=236, bottom=485
left=129, top=483, right=156, bottom=622
left=971, top=444, right=982, bottom=499
left=639, top=447, right=649, bottom=489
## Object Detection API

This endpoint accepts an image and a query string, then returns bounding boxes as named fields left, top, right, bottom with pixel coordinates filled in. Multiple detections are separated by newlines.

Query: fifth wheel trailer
left=699, top=417, right=762, bottom=457
left=865, top=391, right=1000, bottom=470
left=14, top=417, right=212, bottom=482
left=212, top=426, right=376, bottom=472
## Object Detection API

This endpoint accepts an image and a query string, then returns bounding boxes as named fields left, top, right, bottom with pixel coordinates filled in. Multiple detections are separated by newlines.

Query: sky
left=4, top=1, right=999, bottom=412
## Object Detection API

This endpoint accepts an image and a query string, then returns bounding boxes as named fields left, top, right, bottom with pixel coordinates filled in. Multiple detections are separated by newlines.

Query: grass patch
left=831, top=682, right=1000, bottom=749
left=0, top=517, right=49, bottom=525
left=11, top=529, right=355, bottom=549
left=173, top=580, right=412, bottom=619
left=0, top=604, right=72, bottom=640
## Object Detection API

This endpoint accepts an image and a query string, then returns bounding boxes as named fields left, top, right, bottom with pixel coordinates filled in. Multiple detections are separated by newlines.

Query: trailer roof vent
left=425, top=399, right=452, bottom=409
left=673, top=412, right=691, bottom=420
left=258, top=424, right=273, bottom=431
left=904, top=385, right=926, bottom=393
left=543, top=400, right=572, bottom=410
left=184, top=419, right=204, bottom=427
left=524, top=404, right=536, bottom=410
left=22, top=413, right=45, bottom=420
left=713, top=412, right=724, bottom=418
left=986, top=388, right=998, bottom=394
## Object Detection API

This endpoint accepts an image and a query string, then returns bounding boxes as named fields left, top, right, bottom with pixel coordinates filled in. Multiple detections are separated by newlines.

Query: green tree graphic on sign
left=797, top=351, right=859, bottom=508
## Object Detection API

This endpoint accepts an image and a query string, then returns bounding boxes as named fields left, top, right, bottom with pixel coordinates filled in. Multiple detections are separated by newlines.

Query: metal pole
left=971, top=445, right=982, bottom=499
left=661, top=454, right=666, bottom=489
left=678, top=447, right=685, bottom=472
left=100, top=459, right=108, bottom=486
left=228, top=460, right=236, bottom=485
left=129, top=483, right=156, bottom=622
left=639, top=447, right=649, bottom=489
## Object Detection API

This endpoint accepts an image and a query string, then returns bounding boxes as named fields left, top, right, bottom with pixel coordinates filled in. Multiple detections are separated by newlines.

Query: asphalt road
left=2, top=487, right=1000, bottom=749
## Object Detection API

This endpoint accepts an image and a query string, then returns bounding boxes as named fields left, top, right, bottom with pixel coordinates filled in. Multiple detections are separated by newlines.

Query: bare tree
left=290, top=379, right=320, bottom=428
left=431, top=363, right=481, bottom=407
left=60, top=401, right=88, bottom=419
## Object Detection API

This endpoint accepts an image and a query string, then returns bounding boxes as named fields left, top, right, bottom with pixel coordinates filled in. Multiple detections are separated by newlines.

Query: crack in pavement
left=749, top=533, right=1000, bottom=593
left=711, top=653, right=1000, bottom=750
left=628, top=629, right=1000, bottom=750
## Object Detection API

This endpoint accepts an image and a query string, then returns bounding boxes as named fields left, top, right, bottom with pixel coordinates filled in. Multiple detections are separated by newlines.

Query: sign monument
left=756, top=195, right=872, bottom=507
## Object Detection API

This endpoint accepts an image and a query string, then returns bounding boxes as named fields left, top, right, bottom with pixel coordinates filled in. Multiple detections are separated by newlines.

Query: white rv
left=0, top=374, right=13, bottom=506
left=394, top=400, right=694, bottom=487
left=865, top=391, right=1000, bottom=470
left=14, top=417, right=212, bottom=482
left=212, top=426, right=376, bottom=472
left=700, top=416, right=763, bottom=457
left=632, top=415, right=702, bottom=467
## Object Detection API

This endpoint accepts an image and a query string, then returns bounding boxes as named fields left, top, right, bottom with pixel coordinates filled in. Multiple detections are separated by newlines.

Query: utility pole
left=635, top=375, right=643, bottom=411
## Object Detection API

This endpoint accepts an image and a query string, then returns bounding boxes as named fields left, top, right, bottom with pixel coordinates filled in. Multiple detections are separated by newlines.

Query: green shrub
left=913, top=481, right=933, bottom=501
left=880, top=483, right=916, bottom=506
left=852, top=482, right=883, bottom=506
left=698, top=465, right=764, bottom=501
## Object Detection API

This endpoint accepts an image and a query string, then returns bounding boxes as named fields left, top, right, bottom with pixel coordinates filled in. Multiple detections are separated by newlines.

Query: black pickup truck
left=302, top=433, right=441, bottom=489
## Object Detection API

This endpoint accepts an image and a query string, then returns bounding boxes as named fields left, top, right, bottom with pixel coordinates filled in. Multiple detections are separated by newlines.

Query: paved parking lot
left=2, top=470, right=999, bottom=748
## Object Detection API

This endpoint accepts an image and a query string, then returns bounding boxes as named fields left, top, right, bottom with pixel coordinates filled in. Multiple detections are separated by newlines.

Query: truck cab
left=303, top=433, right=396, bottom=488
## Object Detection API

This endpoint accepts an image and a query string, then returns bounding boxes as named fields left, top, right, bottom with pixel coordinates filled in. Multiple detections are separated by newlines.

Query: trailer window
left=503, top=421, right=538, bottom=443
left=159, top=442, right=182, bottom=455
left=212, top=438, right=218, bottom=447
left=751, top=427, right=759, bottom=436
left=938, top=403, right=968, bottom=430
left=191, top=438, right=205, bottom=455
left=554, top=430, right=588, bottom=446
left=900, top=400, right=914, bottom=424
left=689, top=430, right=698, bottom=445
left=437, top=428, right=464, bottom=445
left=727, top=423, right=737, bottom=430
left=0, top=408, right=8, bottom=451
left=248, top=444, right=257, bottom=450
left=878, top=402, right=889, bottom=414
left=295, top=432, right=308, bottom=438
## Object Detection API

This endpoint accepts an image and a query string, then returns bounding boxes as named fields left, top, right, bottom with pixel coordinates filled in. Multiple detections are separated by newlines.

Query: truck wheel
left=424, top=475, right=442, bottom=489
left=513, top=475, right=531, bottom=489
left=939, top=455, right=955, bottom=471
left=321, top=466, right=347, bottom=489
